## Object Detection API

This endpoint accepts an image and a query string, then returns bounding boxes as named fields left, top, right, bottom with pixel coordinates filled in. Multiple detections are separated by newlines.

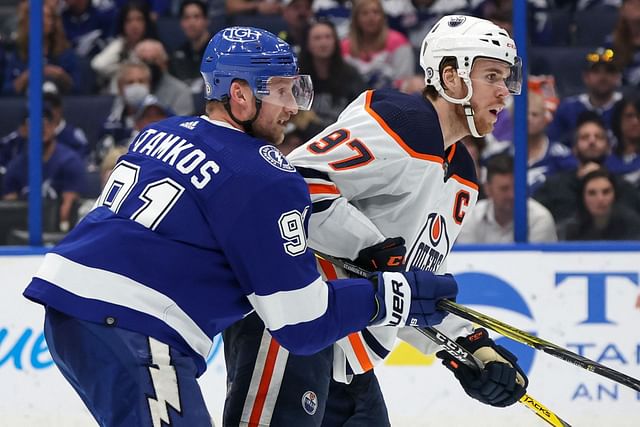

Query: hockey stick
left=418, top=327, right=571, bottom=427
left=437, top=299, right=640, bottom=393
left=313, top=249, right=640, bottom=393
left=314, top=251, right=571, bottom=427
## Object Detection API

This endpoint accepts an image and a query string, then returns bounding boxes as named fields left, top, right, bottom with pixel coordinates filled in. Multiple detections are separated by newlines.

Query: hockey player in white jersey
left=223, top=15, right=530, bottom=426
left=23, top=27, right=460, bottom=427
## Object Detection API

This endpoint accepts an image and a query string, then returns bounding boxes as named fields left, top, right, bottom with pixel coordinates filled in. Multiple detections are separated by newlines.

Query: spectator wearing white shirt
left=457, top=154, right=558, bottom=243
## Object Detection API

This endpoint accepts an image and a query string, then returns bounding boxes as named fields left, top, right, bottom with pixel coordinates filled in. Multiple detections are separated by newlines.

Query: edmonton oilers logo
left=455, top=272, right=536, bottom=375
left=426, top=213, right=449, bottom=252
left=222, top=27, right=261, bottom=42
left=259, top=145, right=296, bottom=172
left=301, top=391, right=318, bottom=415
left=448, top=16, right=466, bottom=27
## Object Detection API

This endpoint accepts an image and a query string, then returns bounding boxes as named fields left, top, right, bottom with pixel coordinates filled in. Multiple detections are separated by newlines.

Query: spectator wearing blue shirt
left=0, top=91, right=89, bottom=171
left=62, top=0, right=117, bottom=58
left=547, top=48, right=623, bottom=146
left=2, top=107, right=86, bottom=232
left=485, top=92, right=576, bottom=195
left=534, top=112, right=640, bottom=224
left=605, top=95, right=640, bottom=185
left=3, top=1, right=80, bottom=95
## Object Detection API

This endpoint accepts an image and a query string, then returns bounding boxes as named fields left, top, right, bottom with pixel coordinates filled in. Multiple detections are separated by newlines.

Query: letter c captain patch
left=260, top=145, right=296, bottom=172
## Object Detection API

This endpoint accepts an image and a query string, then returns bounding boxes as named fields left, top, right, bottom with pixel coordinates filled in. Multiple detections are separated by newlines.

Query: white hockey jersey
left=287, top=89, right=480, bottom=382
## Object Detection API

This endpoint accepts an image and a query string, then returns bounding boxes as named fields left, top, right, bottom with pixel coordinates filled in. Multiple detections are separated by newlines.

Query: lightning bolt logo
left=147, top=338, right=181, bottom=427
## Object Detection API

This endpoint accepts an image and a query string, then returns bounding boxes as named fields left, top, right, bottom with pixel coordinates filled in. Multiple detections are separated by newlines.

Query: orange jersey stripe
left=364, top=90, right=444, bottom=165
left=308, top=183, right=340, bottom=195
left=317, top=256, right=339, bottom=280
left=450, top=174, right=479, bottom=191
left=248, top=338, right=281, bottom=427
left=347, top=333, right=374, bottom=372
left=446, top=142, right=457, bottom=163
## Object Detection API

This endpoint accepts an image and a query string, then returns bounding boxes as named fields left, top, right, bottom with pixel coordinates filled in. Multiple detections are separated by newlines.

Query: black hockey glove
left=369, top=271, right=457, bottom=327
left=354, top=237, right=406, bottom=272
left=436, top=328, right=528, bottom=407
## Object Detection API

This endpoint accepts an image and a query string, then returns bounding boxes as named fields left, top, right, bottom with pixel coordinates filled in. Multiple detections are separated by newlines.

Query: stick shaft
left=438, top=299, right=640, bottom=393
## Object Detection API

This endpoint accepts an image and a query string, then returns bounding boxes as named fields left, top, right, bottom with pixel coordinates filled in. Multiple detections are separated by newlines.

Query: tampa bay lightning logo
left=455, top=272, right=536, bottom=375
left=259, top=145, right=296, bottom=173
left=301, top=391, right=318, bottom=415
left=222, top=27, right=261, bottom=42
left=448, top=16, right=466, bottom=27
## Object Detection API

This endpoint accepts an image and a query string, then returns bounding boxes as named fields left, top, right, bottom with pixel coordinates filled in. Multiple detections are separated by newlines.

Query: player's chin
left=474, top=119, right=494, bottom=136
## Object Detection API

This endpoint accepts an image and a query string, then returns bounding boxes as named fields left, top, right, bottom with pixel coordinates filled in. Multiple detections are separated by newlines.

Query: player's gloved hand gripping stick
left=315, top=244, right=573, bottom=427
left=319, top=245, right=640, bottom=393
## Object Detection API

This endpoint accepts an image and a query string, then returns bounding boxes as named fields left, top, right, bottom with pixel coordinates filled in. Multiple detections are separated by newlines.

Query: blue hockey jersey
left=24, top=116, right=377, bottom=376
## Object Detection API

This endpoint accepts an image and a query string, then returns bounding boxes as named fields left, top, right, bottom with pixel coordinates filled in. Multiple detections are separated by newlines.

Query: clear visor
left=470, top=56, right=523, bottom=95
left=255, top=75, right=314, bottom=111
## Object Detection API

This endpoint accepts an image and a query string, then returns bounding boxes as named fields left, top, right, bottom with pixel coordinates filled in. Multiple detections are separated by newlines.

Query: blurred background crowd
left=1, top=0, right=640, bottom=245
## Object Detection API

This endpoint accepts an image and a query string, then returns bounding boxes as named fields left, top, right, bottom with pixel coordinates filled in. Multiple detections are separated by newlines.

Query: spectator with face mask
left=133, top=39, right=194, bottom=115
left=95, top=61, right=152, bottom=163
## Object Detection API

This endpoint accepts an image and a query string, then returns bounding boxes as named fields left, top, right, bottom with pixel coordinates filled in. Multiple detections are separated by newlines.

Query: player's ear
left=441, top=65, right=462, bottom=96
left=229, top=81, right=248, bottom=103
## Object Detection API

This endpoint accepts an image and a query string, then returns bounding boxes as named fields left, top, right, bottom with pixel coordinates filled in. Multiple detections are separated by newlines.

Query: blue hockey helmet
left=200, top=26, right=313, bottom=110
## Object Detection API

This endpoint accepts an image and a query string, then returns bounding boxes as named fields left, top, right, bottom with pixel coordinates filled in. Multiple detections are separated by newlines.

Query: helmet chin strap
left=437, top=76, right=483, bottom=138
left=224, top=98, right=262, bottom=136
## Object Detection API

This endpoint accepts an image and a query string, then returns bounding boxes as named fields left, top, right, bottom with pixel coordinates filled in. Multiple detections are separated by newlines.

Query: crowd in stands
left=1, top=0, right=640, bottom=244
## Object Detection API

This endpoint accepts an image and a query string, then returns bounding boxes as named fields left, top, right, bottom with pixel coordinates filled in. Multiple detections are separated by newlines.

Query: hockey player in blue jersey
left=23, top=27, right=459, bottom=427
left=223, top=16, right=530, bottom=427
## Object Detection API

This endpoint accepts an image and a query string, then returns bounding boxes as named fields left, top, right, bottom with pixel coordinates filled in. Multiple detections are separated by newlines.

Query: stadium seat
left=530, top=46, right=593, bottom=98
left=63, top=95, right=114, bottom=156
left=0, top=97, right=25, bottom=138
left=574, top=6, right=619, bottom=46
left=157, top=16, right=187, bottom=53
left=547, top=7, right=574, bottom=46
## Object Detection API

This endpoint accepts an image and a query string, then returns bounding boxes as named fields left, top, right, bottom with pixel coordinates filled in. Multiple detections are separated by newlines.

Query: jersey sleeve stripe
left=450, top=174, right=479, bottom=191
left=361, top=328, right=391, bottom=360
left=311, top=199, right=336, bottom=214
left=33, top=253, right=213, bottom=358
left=247, top=276, right=328, bottom=331
left=308, top=183, right=340, bottom=195
left=295, top=166, right=332, bottom=181
left=364, top=90, right=444, bottom=165
left=347, top=332, right=374, bottom=372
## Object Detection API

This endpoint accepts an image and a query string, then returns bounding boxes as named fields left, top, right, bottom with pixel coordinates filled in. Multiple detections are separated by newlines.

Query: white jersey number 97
left=278, top=209, right=308, bottom=256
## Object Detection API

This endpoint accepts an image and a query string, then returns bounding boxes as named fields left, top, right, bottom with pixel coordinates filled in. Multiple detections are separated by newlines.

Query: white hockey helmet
left=419, top=15, right=522, bottom=136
